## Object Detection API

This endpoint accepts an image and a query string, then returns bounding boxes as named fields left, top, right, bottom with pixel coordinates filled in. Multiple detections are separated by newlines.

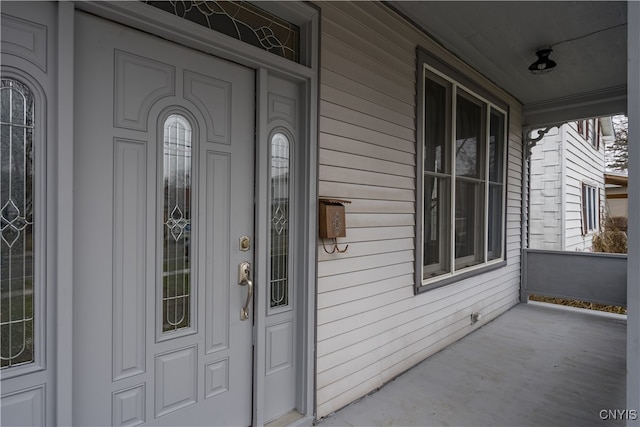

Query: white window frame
left=416, top=51, right=508, bottom=292
left=582, top=183, right=599, bottom=234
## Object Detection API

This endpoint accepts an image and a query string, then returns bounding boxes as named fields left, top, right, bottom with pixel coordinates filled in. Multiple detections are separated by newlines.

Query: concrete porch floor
left=316, top=302, right=626, bottom=427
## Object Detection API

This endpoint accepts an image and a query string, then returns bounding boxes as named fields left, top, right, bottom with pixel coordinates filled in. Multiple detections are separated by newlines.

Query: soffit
left=389, top=1, right=628, bottom=127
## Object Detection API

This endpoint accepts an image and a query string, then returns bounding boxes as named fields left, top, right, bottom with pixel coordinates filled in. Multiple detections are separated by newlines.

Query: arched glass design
left=270, top=132, right=290, bottom=308
left=0, top=78, right=35, bottom=368
left=162, top=114, right=192, bottom=332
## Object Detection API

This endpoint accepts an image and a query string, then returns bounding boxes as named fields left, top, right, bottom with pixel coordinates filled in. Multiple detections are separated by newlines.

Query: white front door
left=73, top=11, right=255, bottom=426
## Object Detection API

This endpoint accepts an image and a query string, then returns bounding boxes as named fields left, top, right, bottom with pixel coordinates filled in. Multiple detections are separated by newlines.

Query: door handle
left=238, top=261, right=253, bottom=321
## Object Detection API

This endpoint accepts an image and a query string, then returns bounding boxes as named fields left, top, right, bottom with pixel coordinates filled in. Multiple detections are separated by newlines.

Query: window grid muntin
left=422, top=65, right=507, bottom=285
left=0, top=78, right=35, bottom=369
left=269, top=131, right=291, bottom=310
left=161, top=114, right=193, bottom=333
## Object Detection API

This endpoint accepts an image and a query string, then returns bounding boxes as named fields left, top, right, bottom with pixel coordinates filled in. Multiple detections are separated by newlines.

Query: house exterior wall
left=314, top=2, right=523, bottom=418
left=529, top=127, right=563, bottom=250
left=564, top=122, right=606, bottom=251
left=529, top=121, right=606, bottom=252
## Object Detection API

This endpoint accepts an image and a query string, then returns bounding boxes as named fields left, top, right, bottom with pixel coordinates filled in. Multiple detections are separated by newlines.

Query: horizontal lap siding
left=564, top=123, right=606, bottom=251
left=316, top=1, right=523, bottom=418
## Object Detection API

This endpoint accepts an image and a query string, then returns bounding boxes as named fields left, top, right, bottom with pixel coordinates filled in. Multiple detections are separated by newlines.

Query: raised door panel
left=1, top=386, right=45, bottom=427
left=114, top=51, right=175, bottom=131
left=204, top=151, right=231, bottom=354
left=112, top=139, right=147, bottom=381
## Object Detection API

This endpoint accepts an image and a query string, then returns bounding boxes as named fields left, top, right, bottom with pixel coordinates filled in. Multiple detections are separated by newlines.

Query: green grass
left=162, top=271, right=191, bottom=332
left=1, top=291, right=34, bottom=368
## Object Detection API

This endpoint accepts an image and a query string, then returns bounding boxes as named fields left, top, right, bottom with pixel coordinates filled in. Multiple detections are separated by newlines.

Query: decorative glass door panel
left=162, top=114, right=193, bottom=333
left=0, top=78, right=35, bottom=370
left=270, top=132, right=290, bottom=309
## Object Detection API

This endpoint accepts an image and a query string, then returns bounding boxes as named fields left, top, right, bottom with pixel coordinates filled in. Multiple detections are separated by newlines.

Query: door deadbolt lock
left=239, top=236, right=250, bottom=251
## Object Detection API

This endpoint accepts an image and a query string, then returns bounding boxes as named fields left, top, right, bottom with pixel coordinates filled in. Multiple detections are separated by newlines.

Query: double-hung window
left=417, top=56, right=507, bottom=290
left=581, top=183, right=599, bottom=234
left=577, top=119, right=600, bottom=149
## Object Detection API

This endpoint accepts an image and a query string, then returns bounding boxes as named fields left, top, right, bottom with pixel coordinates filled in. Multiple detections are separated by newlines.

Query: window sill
left=415, top=260, right=507, bottom=295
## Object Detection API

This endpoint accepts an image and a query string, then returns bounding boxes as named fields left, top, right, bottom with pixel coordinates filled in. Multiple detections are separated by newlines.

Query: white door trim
left=57, top=3, right=75, bottom=426
left=57, top=2, right=318, bottom=425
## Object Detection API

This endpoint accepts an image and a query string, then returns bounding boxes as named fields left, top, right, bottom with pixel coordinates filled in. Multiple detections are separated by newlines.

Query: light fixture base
left=529, top=48, right=557, bottom=75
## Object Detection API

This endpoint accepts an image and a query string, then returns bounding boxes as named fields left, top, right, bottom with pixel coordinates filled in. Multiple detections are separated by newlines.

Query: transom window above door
left=144, top=0, right=300, bottom=63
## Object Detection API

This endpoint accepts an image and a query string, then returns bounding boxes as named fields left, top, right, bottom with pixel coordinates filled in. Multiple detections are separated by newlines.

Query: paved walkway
left=316, top=302, right=626, bottom=427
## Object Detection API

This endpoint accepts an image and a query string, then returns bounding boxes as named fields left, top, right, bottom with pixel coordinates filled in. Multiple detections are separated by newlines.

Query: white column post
left=627, top=1, right=640, bottom=424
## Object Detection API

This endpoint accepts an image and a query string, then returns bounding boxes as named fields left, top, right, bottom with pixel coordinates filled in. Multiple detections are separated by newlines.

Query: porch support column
left=627, top=1, right=640, bottom=423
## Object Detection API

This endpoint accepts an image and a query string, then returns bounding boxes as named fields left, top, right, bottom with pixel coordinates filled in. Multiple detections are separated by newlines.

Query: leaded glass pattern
left=270, top=133, right=289, bottom=308
left=0, top=78, right=35, bottom=369
left=144, top=1, right=300, bottom=63
left=162, top=114, right=192, bottom=332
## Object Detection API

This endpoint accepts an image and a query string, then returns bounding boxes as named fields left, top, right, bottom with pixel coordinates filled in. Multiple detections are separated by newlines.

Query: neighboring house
left=605, top=171, right=629, bottom=219
left=529, top=117, right=613, bottom=251
left=0, top=2, right=636, bottom=427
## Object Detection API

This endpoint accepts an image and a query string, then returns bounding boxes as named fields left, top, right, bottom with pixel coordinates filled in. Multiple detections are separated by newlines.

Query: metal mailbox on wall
left=319, top=198, right=350, bottom=238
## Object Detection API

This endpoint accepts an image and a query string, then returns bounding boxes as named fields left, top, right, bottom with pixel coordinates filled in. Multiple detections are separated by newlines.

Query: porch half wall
left=314, top=2, right=524, bottom=418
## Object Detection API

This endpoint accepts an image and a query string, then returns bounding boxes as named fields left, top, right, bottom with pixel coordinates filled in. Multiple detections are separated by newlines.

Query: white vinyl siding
left=565, top=121, right=605, bottom=250
left=529, top=121, right=606, bottom=251
left=315, top=2, right=523, bottom=418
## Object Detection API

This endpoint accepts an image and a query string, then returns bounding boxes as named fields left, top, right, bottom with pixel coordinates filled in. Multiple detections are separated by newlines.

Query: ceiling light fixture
left=528, top=48, right=557, bottom=75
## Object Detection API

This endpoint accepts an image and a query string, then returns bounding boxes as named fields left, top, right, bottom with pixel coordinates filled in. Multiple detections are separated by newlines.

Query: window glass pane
left=455, top=93, right=484, bottom=179
left=0, top=78, right=35, bottom=369
left=588, top=188, right=593, bottom=230
left=424, top=77, right=450, bottom=174
left=489, top=109, right=505, bottom=183
left=423, top=175, right=450, bottom=278
left=162, top=114, right=192, bottom=333
left=488, top=183, right=503, bottom=261
left=270, top=133, right=289, bottom=308
left=593, top=187, right=600, bottom=230
left=588, top=187, right=597, bottom=231
left=455, top=179, right=484, bottom=269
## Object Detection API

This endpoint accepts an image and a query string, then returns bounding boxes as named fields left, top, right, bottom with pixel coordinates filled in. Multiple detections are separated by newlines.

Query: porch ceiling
left=389, top=1, right=628, bottom=127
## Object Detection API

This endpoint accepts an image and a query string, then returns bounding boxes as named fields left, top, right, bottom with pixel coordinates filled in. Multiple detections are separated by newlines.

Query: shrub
left=592, top=230, right=627, bottom=253
left=592, top=214, right=627, bottom=254
left=605, top=216, right=627, bottom=232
